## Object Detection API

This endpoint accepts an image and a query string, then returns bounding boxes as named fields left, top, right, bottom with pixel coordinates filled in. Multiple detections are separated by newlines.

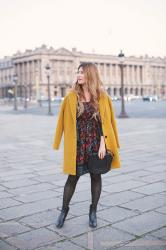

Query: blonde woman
left=53, top=62, right=121, bottom=228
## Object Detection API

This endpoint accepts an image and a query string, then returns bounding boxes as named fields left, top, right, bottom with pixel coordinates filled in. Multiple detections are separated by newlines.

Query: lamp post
left=45, top=64, right=53, bottom=115
left=118, top=50, right=129, bottom=118
left=13, top=73, right=18, bottom=111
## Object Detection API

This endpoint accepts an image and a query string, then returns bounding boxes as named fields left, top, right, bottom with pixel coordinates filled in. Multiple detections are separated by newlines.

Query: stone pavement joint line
left=0, top=106, right=166, bottom=250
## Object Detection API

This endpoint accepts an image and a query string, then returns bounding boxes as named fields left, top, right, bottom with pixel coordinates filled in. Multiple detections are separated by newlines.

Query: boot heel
left=56, top=206, right=69, bottom=228
left=89, top=204, right=97, bottom=228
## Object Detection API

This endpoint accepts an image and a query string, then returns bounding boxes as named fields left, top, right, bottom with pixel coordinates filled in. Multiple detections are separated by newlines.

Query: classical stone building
left=0, top=57, right=14, bottom=98
left=0, top=44, right=166, bottom=99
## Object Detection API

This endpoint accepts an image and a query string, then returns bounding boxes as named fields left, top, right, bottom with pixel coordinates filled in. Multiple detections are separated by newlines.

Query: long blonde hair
left=72, top=62, right=106, bottom=120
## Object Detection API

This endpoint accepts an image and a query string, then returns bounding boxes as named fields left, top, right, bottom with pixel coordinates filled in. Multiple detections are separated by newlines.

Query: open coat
left=53, top=90, right=121, bottom=175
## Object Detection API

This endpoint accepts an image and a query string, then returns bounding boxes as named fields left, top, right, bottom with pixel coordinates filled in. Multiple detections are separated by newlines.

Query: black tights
left=62, top=173, right=102, bottom=210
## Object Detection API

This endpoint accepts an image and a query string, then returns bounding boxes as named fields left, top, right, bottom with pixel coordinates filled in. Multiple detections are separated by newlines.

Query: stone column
left=24, top=62, right=27, bottom=84
left=135, top=65, right=137, bottom=84
left=39, top=59, right=42, bottom=83
left=56, top=60, right=59, bottom=85
left=21, top=62, right=24, bottom=85
left=29, top=60, right=33, bottom=84
left=35, top=60, right=40, bottom=100
left=19, top=63, right=23, bottom=97
left=27, top=61, right=29, bottom=85
left=104, top=63, right=107, bottom=83
left=142, top=65, right=145, bottom=85
left=16, top=63, right=19, bottom=81
left=124, top=65, right=127, bottom=85
left=115, top=64, right=119, bottom=84
left=37, top=59, right=42, bottom=87
left=139, top=66, right=142, bottom=83
left=113, top=64, right=116, bottom=84
left=29, top=61, right=33, bottom=99
left=19, top=63, right=22, bottom=85
left=26, top=61, right=30, bottom=99
left=126, top=65, right=130, bottom=85
left=128, top=65, right=132, bottom=87
left=23, top=62, right=26, bottom=98
left=110, top=64, right=113, bottom=84
left=32, top=60, right=35, bottom=84
left=31, top=60, right=35, bottom=98
left=132, top=65, right=135, bottom=85
left=137, top=65, right=140, bottom=84
left=64, top=60, right=67, bottom=84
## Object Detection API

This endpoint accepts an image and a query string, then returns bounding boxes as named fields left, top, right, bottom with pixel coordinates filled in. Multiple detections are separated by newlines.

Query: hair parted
left=71, top=62, right=106, bottom=120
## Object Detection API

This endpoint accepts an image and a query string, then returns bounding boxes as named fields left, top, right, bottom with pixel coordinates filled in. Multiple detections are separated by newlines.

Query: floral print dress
left=76, top=102, right=103, bottom=176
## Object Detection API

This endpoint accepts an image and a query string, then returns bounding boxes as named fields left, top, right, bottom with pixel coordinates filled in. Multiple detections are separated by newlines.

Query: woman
left=53, top=62, right=121, bottom=228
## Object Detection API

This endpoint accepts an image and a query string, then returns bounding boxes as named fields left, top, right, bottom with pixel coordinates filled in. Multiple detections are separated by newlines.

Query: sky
left=0, top=0, right=166, bottom=58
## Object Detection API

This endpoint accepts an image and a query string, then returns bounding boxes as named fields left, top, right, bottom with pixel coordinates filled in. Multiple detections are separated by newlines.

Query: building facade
left=0, top=57, right=14, bottom=98
left=0, top=44, right=166, bottom=99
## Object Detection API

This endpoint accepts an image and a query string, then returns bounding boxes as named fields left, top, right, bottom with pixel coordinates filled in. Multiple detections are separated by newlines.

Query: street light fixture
left=13, top=73, right=18, bottom=111
left=118, top=50, right=129, bottom=118
left=45, top=63, right=53, bottom=115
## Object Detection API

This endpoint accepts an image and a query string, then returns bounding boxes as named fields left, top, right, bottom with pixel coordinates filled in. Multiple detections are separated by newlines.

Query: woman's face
left=77, top=67, right=86, bottom=85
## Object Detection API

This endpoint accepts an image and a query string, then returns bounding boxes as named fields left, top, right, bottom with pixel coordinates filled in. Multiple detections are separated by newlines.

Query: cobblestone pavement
left=0, top=105, right=166, bottom=250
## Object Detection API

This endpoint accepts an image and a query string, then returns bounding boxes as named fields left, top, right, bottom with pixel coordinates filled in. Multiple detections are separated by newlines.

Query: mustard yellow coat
left=53, top=90, right=121, bottom=175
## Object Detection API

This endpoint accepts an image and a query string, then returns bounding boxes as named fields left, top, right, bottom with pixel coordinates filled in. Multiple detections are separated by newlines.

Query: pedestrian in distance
left=53, top=62, right=121, bottom=228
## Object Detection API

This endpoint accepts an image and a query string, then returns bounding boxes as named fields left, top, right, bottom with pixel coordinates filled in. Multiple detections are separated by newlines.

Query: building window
left=135, top=88, right=138, bottom=96
left=113, top=87, right=117, bottom=95
left=130, top=88, right=133, bottom=94
left=107, top=87, right=111, bottom=95
left=61, top=87, right=66, bottom=97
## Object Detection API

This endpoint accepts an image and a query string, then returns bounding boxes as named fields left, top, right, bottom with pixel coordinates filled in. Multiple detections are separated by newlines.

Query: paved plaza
left=0, top=102, right=166, bottom=250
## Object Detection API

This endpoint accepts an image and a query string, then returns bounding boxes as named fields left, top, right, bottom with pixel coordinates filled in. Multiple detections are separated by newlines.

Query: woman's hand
left=98, top=136, right=106, bottom=159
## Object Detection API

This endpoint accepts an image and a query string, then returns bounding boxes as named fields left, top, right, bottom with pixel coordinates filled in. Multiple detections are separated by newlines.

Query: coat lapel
left=99, top=93, right=106, bottom=122
left=68, top=91, right=77, bottom=122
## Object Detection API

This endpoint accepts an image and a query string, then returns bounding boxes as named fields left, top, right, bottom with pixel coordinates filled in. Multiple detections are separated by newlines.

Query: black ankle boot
left=89, top=204, right=97, bottom=228
left=56, top=206, right=69, bottom=228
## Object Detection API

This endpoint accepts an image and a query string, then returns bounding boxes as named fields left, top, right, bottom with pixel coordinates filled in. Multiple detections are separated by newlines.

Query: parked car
left=52, top=97, right=64, bottom=104
left=111, top=96, right=119, bottom=101
left=38, top=95, right=48, bottom=101
left=116, top=95, right=138, bottom=101
left=142, top=95, right=158, bottom=102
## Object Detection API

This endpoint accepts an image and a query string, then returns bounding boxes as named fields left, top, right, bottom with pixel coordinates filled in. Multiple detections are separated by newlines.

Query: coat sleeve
left=52, top=98, right=66, bottom=150
left=107, top=95, right=120, bottom=148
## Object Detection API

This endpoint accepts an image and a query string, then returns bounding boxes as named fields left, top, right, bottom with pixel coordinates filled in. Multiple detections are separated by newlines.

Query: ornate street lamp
left=45, top=64, right=53, bottom=115
left=118, top=50, right=129, bottom=118
left=13, top=73, right=18, bottom=111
